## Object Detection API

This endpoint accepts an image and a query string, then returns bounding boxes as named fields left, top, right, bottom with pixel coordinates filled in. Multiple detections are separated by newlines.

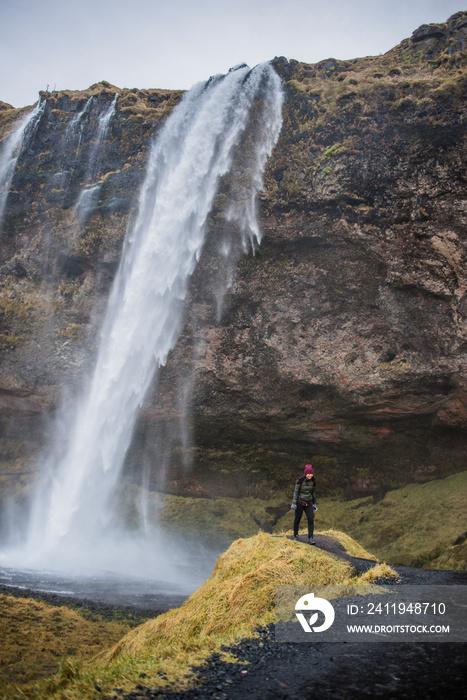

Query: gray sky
left=0, top=0, right=463, bottom=108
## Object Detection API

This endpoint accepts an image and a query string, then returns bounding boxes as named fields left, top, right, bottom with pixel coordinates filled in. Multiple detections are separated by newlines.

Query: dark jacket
left=292, top=475, right=316, bottom=507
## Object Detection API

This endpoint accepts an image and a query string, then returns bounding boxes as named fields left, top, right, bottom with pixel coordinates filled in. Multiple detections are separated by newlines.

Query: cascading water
left=75, top=93, right=118, bottom=225
left=65, top=96, right=93, bottom=151
left=1, top=64, right=282, bottom=591
left=0, top=100, right=45, bottom=230
left=50, top=96, right=94, bottom=195
left=87, top=93, right=118, bottom=179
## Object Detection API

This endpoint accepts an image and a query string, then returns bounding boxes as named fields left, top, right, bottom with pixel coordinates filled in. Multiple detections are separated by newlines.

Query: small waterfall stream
left=65, top=96, right=93, bottom=151
left=0, top=100, right=45, bottom=230
left=1, top=64, right=282, bottom=590
left=50, top=96, right=94, bottom=194
left=75, top=93, right=118, bottom=225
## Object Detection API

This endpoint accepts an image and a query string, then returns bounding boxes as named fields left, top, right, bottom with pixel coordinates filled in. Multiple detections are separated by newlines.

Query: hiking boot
left=308, top=537, right=316, bottom=545
left=293, top=535, right=299, bottom=541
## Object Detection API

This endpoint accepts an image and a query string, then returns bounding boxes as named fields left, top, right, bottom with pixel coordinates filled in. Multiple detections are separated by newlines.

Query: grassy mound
left=17, top=531, right=387, bottom=699
left=313, top=471, right=467, bottom=569
left=0, top=595, right=132, bottom=695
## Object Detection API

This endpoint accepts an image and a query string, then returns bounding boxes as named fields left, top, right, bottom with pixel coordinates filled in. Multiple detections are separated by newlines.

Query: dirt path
left=289, top=533, right=378, bottom=574
left=293, top=533, right=467, bottom=583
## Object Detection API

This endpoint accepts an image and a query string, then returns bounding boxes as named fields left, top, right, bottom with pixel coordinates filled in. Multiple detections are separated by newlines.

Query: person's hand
left=291, top=503, right=297, bottom=510
left=313, top=504, right=318, bottom=511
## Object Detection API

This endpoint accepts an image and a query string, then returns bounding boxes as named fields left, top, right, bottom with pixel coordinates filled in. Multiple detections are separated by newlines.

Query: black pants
left=293, top=502, right=314, bottom=538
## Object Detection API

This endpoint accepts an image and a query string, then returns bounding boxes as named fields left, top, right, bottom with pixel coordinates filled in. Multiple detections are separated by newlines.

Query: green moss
left=60, top=323, right=83, bottom=340
left=0, top=333, right=23, bottom=349
left=313, top=471, right=467, bottom=569
left=323, top=143, right=351, bottom=158
left=116, top=469, right=467, bottom=572
left=0, top=295, right=29, bottom=322
left=433, top=539, right=467, bottom=570
left=0, top=287, right=33, bottom=349
left=157, top=492, right=288, bottom=545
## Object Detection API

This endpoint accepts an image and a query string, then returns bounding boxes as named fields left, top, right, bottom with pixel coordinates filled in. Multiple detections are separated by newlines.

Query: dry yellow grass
left=357, top=563, right=399, bottom=583
left=6, top=531, right=399, bottom=699
left=0, top=595, right=131, bottom=694
left=107, top=531, right=354, bottom=660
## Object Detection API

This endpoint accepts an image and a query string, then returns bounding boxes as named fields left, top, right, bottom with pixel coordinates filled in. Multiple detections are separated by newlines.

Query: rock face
left=1, top=13, right=466, bottom=505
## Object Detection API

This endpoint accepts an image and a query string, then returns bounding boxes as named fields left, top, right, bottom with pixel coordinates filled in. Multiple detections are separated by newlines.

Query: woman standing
left=291, top=464, right=317, bottom=544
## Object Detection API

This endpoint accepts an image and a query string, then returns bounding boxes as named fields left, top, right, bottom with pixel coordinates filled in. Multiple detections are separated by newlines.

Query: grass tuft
left=357, top=563, right=399, bottom=582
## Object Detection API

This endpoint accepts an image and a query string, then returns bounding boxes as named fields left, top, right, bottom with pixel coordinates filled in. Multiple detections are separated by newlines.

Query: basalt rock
left=0, top=13, right=466, bottom=503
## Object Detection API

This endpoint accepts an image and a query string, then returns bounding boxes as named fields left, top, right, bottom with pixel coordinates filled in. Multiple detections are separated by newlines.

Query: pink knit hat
left=304, top=464, right=314, bottom=475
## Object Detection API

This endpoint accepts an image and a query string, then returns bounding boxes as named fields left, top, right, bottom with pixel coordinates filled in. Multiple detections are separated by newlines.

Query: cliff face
left=1, top=13, right=466, bottom=503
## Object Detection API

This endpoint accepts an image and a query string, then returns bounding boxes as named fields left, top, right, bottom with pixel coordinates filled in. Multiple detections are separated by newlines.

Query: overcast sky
left=0, top=0, right=463, bottom=108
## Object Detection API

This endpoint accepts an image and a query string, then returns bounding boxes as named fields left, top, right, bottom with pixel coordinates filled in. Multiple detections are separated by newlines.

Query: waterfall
left=50, top=97, right=94, bottom=193
left=88, top=93, right=118, bottom=178
left=0, top=100, right=45, bottom=231
left=65, top=96, right=93, bottom=152
left=6, top=64, right=282, bottom=580
left=74, top=93, right=118, bottom=225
